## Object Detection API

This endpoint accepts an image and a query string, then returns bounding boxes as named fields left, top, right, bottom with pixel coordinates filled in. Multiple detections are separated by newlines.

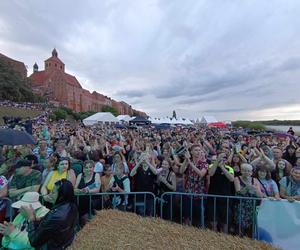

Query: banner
left=257, top=199, right=300, bottom=250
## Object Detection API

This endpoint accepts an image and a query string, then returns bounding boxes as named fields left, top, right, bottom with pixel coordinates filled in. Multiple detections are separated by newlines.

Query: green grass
left=232, top=120, right=266, bottom=130
left=0, top=106, right=42, bottom=125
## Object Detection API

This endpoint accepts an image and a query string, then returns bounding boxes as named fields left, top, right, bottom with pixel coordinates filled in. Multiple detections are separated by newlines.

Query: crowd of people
left=0, top=101, right=46, bottom=111
left=0, top=115, right=300, bottom=248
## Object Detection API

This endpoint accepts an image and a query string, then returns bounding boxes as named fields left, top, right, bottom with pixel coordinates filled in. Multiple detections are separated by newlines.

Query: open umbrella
left=0, top=129, right=37, bottom=146
left=274, top=132, right=295, bottom=140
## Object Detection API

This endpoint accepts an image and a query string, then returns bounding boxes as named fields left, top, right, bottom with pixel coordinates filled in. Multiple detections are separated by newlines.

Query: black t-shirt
left=135, top=167, right=156, bottom=193
left=208, top=165, right=234, bottom=196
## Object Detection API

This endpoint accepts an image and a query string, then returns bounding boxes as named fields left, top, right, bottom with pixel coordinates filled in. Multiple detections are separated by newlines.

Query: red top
left=184, top=160, right=208, bottom=195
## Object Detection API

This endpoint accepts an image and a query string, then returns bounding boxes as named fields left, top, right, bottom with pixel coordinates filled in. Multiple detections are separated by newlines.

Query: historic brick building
left=30, top=49, right=145, bottom=116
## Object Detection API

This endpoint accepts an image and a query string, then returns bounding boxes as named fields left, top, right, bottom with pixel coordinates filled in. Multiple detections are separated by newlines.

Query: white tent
left=183, top=118, right=194, bottom=125
left=149, top=117, right=160, bottom=124
left=83, top=112, right=119, bottom=126
left=200, top=116, right=218, bottom=124
left=160, top=118, right=171, bottom=124
left=117, top=115, right=132, bottom=122
left=149, top=117, right=194, bottom=125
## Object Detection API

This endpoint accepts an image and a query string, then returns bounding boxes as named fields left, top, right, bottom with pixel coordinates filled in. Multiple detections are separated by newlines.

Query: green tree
left=101, top=105, right=118, bottom=116
left=53, top=108, right=67, bottom=120
left=0, top=59, right=44, bottom=103
left=232, top=120, right=266, bottom=130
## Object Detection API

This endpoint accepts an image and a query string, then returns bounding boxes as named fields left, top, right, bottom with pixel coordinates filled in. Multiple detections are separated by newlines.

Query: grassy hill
left=0, top=106, right=42, bottom=125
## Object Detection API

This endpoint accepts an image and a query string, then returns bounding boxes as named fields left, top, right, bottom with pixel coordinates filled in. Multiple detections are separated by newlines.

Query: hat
left=15, top=160, right=32, bottom=169
left=12, top=192, right=42, bottom=209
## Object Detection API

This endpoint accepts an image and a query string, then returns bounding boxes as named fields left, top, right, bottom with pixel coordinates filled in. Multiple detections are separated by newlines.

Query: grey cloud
left=1, top=0, right=300, bottom=120
left=203, top=108, right=249, bottom=113
left=115, top=90, right=146, bottom=98
left=277, top=57, right=300, bottom=72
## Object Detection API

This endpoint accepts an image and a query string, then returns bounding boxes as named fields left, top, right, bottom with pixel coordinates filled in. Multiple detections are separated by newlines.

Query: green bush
left=48, top=113, right=56, bottom=121
left=53, top=108, right=67, bottom=120
left=101, top=105, right=118, bottom=116
left=232, top=120, right=266, bottom=130
left=0, top=59, right=44, bottom=103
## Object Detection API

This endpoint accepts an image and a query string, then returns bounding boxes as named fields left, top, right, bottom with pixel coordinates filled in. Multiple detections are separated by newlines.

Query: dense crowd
left=0, top=117, right=299, bottom=249
left=0, top=101, right=46, bottom=111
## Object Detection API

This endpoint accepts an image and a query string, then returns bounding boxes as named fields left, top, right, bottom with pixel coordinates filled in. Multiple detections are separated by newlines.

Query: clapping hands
left=0, top=221, right=15, bottom=236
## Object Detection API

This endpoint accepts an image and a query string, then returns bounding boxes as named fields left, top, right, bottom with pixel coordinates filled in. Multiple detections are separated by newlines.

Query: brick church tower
left=44, top=48, right=65, bottom=72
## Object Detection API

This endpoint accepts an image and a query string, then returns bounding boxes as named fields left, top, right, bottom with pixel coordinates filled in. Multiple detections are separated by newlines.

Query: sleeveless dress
left=77, top=173, right=96, bottom=216
left=234, top=177, right=258, bottom=231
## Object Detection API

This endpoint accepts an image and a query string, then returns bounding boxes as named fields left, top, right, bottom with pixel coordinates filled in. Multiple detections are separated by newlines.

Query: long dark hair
left=54, top=157, right=71, bottom=171
left=283, top=145, right=297, bottom=166
left=54, top=179, right=75, bottom=205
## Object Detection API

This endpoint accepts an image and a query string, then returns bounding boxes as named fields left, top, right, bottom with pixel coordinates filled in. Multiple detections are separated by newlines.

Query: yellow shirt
left=46, top=170, right=67, bottom=192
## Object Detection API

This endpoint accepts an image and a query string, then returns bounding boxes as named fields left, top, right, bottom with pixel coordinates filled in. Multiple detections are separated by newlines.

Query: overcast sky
left=1, top=0, right=300, bottom=121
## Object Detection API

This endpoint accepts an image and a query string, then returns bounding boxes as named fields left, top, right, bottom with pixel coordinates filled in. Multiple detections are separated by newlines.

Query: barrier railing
left=75, top=192, right=157, bottom=218
left=160, top=192, right=262, bottom=239
left=74, top=191, right=262, bottom=238
left=2, top=192, right=263, bottom=239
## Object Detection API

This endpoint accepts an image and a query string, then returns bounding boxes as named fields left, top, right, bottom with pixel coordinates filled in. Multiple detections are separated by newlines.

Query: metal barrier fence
left=75, top=192, right=157, bottom=217
left=160, top=192, right=262, bottom=239
left=74, top=192, right=262, bottom=239
left=1, top=193, right=262, bottom=239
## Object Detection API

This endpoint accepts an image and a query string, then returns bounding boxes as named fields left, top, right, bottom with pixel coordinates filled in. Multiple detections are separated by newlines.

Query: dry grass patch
left=70, top=209, right=277, bottom=250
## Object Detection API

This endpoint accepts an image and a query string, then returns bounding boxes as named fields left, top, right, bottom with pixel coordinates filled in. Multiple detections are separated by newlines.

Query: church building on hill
left=30, top=49, right=144, bottom=116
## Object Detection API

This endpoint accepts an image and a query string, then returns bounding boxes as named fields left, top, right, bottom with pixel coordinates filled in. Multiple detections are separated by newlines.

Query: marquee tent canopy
left=200, top=116, right=218, bottom=124
left=83, top=112, right=119, bottom=126
left=129, top=116, right=151, bottom=125
left=117, top=115, right=132, bottom=122
left=149, top=117, right=193, bottom=125
left=208, top=122, right=227, bottom=128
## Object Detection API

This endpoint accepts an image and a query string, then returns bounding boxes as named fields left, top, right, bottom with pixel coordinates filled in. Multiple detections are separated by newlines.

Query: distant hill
left=0, top=54, right=43, bottom=102
left=258, top=120, right=300, bottom=126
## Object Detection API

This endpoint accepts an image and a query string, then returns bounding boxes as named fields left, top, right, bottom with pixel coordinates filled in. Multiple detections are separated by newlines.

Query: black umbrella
left=0, top=129, right=37, bottom=146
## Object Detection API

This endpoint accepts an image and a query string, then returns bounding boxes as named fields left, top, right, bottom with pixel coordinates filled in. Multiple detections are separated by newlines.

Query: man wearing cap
left=0, top=192, right=49, bottom=249
left=9, top=160, right=42, bottom=200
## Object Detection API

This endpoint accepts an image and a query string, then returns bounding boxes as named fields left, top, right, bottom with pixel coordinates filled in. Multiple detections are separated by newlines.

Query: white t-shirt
left=94, top=161, right=104, bottom=173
